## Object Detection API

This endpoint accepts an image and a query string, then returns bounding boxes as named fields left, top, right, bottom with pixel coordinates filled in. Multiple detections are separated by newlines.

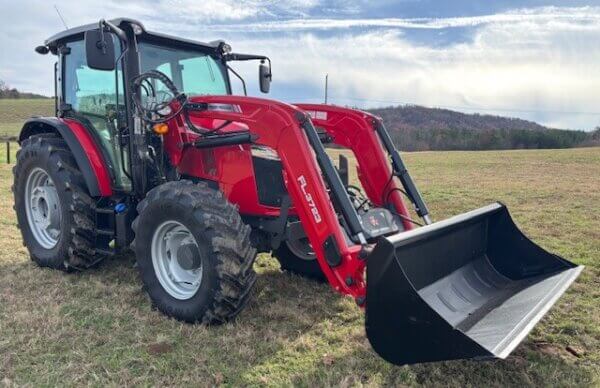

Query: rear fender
left=19, top=117, right=113, bottom=197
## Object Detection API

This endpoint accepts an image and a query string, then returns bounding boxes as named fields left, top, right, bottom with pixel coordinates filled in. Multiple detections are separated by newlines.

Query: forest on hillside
left=369, top=105, right=600, bottom=151
left=0, top=80, right=48, bottom=99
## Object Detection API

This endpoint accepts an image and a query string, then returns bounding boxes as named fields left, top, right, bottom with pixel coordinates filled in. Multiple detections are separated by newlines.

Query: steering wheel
left=131, top=70, right=186, bottom=124
left=131, top=70, right=223, bottom=136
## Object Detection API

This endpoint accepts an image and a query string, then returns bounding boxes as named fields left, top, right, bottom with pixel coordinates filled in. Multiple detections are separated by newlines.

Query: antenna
left=54, top=5, right=69, bottom=30
left=324, top=74, right=328, bottom=104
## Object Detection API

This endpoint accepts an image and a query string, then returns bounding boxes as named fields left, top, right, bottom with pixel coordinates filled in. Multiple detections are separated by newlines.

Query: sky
left=1, top=0, right=600, bottom=130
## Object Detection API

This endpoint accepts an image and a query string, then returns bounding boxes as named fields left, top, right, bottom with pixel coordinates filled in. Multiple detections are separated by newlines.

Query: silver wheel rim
left=151, top=221, right=203, bottom=300
left=286, top=238, right=316, bottom=261
left=25, top=167, right=61, bottom=249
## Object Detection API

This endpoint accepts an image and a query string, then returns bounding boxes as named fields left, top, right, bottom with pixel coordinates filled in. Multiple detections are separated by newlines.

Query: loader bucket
left=365, top=202, right=583, bottom=365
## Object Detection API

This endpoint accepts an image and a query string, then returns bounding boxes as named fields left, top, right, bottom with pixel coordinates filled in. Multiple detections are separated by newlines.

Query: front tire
left=13, top=134, right=102, bottom=271
left=132, top=180, right=257, bottom=324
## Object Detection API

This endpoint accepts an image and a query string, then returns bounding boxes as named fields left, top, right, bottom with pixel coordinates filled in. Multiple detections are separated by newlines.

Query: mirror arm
left=224, top=53, right=267, bottom=61
left=226, top=64, right=247, bottom=96
left=100, top=19, right=128, bottom=47
left=97, top=19, right=130, bottom=66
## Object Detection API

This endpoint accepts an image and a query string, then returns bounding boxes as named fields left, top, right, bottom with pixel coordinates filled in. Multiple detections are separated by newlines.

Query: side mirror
left=84, top=29, right=115, bottom=71
left=35, top=45, right=49, bottom=55
left=259, top=60, right=271, bottom=93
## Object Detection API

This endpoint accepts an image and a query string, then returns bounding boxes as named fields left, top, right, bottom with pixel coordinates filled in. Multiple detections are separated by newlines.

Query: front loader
left=14, top=18, right=583, bottom=365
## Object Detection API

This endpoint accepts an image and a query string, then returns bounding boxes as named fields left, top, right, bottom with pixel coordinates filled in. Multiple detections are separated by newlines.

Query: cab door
left=61, top=35, right=130, bottom=191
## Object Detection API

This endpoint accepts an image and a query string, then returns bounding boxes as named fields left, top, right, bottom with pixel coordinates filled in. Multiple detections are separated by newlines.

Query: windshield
left=138, top=42, right=229, bottom=96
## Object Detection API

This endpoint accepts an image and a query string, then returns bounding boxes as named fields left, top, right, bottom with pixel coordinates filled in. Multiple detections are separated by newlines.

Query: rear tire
left=13, top=134, right=103, bottom=271
left=273, top=237, right=325, bottom=281
left=132, top=180, right=257, bottom=324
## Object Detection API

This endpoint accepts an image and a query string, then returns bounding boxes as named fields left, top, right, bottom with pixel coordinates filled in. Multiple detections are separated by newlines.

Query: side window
left=64, top=39, right=124, bottom=116
left=63, top=38, right=130, bottom=190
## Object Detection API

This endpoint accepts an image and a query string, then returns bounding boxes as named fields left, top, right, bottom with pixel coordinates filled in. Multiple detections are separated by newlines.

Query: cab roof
left=44, top=18, right=223, bottom=52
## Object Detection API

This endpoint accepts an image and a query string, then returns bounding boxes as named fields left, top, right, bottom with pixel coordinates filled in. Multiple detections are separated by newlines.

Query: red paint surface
left=62, top=118, right=113, bottom=196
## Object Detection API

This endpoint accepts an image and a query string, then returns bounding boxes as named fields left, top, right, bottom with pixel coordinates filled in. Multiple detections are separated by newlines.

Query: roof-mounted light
left=218, top=42, right=232, bottom=55
left=131, top=23, right=143, bottom=35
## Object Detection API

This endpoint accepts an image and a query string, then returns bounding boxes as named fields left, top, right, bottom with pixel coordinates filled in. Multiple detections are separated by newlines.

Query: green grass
left=0, top=99, right=54, bottom=138
left=0, top=142, right=598, bottom=386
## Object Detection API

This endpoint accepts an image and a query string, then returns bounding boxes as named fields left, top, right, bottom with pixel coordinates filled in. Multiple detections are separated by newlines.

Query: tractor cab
left=39, top=18, right=270, bottom=195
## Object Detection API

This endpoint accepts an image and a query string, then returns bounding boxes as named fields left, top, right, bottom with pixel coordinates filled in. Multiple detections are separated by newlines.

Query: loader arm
left=294, top=104, right=422, bottom=230
left=176, top=96, right=369, bottom=300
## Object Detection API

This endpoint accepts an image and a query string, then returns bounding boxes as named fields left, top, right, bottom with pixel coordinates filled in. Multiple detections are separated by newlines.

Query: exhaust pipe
left=365, top=203, right=583, bottom=365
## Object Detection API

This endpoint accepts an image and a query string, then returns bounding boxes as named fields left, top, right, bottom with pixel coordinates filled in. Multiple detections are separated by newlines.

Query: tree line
left=369, top=105, right=600, bottom=151
left=0, top=80, right=48, bottom=99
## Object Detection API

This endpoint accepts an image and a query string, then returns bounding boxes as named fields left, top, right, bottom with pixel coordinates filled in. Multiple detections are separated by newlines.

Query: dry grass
left=0, top=135, right=598, bottom=385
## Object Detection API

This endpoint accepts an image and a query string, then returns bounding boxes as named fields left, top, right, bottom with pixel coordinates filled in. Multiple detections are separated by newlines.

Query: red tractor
left=15, top=18, right=583, bottom=365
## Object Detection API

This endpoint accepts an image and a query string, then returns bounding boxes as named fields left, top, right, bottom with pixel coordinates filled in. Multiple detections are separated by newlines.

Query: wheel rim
left=25, top=167, right=61, bottom=249
left=151, top=221, right=203, bottom=300
left=286, top=237, right=316, bottom=261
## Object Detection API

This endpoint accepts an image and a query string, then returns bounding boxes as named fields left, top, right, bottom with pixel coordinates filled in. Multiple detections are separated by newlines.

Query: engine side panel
left=177, top=144, right=285, bottom=217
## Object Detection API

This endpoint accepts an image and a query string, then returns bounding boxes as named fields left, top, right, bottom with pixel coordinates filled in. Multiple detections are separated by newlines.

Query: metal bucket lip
left=492, top=265, right=583, bottom=358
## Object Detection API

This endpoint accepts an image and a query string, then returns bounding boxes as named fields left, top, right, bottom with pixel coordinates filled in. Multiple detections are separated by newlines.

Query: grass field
left=0, top=99, right=598, bottom=386
left=0, top=99, right=54, bottom=138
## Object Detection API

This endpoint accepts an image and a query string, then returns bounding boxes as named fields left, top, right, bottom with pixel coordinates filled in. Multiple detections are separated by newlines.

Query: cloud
left=1, top=2, right=599, bottom=129
left=221, top=8, right=600, bottom=129
left=202, top=6, right=600, bottom=32
left=160, top=0, right=323, bottom=23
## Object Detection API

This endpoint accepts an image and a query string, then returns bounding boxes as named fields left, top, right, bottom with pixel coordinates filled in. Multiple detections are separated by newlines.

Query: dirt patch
left=147, top=342, right=173, bottom=355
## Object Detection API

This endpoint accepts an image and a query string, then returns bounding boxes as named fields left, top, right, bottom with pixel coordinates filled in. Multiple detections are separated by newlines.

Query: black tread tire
left=132, top=180, right=257, bottom=324
left=13, top=133, right=103, bottom=271
left=273, top=242, right=326, bottom=281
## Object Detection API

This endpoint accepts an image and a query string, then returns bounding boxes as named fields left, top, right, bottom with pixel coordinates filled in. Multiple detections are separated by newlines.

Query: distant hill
left=368, top=105, right=600, bottom=151
left=0, top=83, right=597, bottom=149
left=0, top=80, right=49, bottom=99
